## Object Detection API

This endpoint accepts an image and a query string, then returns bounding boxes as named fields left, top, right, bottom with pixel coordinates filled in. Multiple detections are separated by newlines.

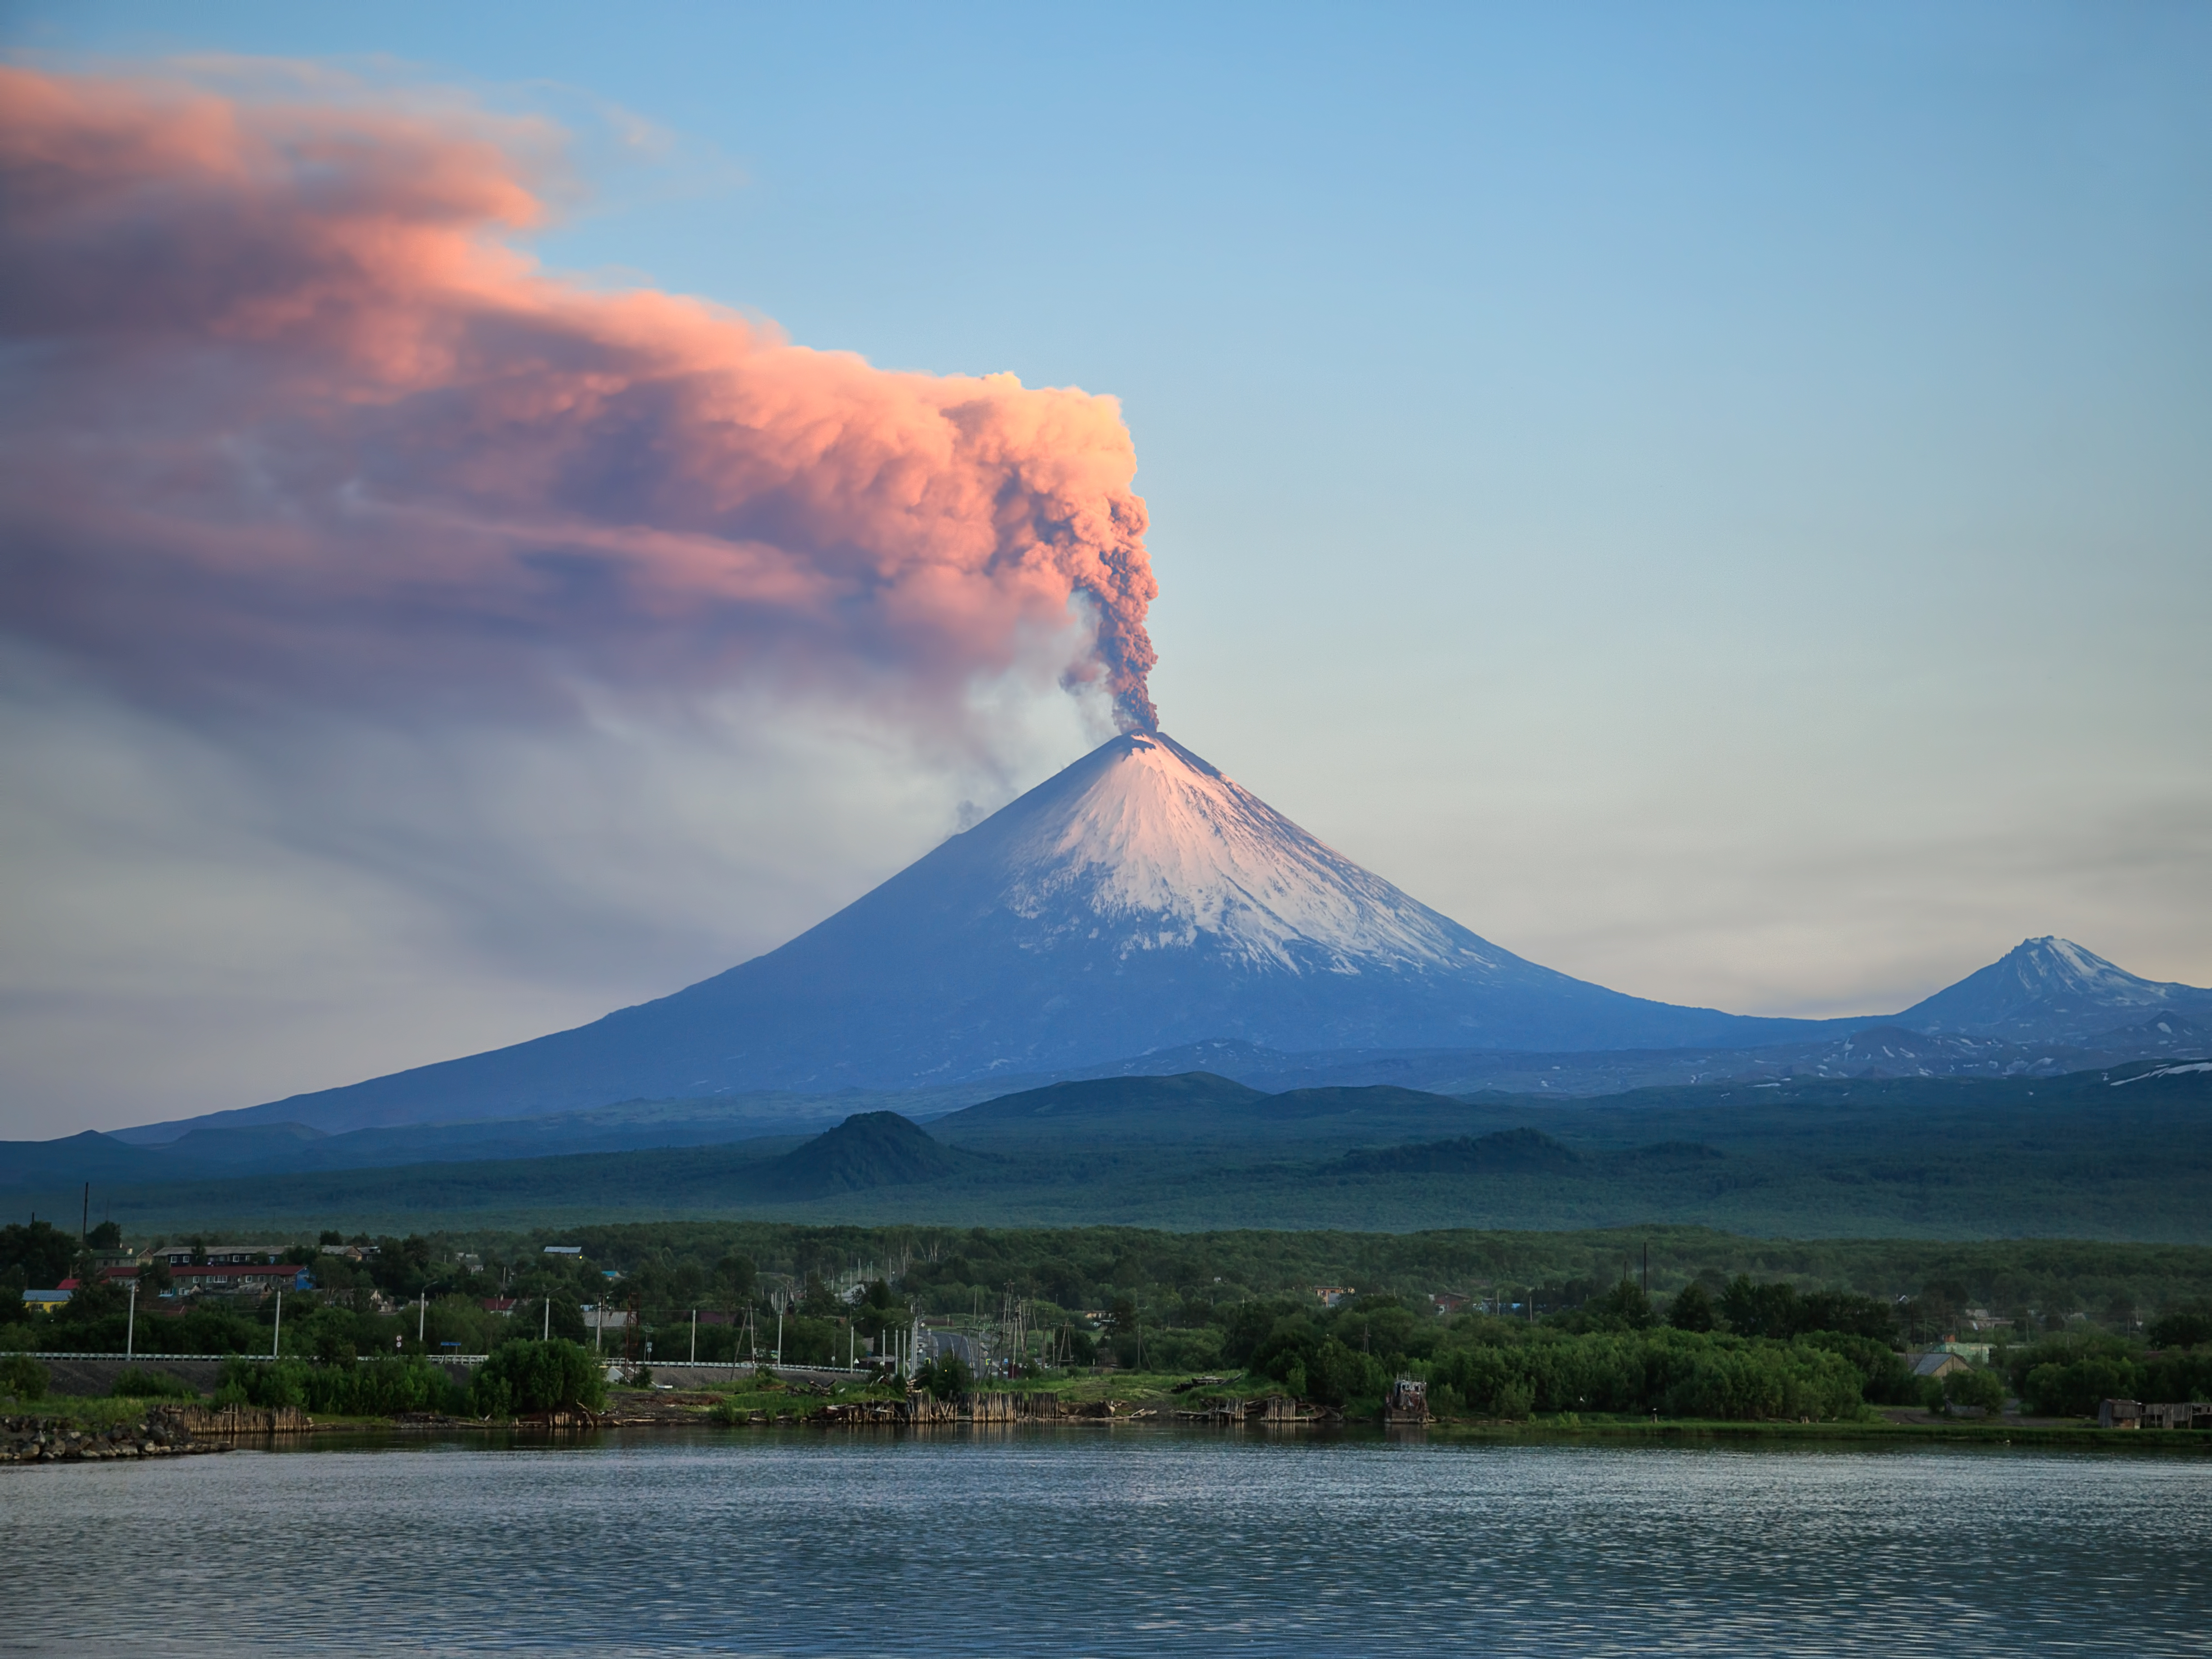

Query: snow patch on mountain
left=995, top=733, right=1496, bottom=976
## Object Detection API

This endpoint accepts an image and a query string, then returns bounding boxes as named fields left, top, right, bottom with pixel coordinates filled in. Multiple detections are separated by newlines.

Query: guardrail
left=19, top=1351, right=492, bottom=1363
left=18, top=1353, right=891, bottom=1371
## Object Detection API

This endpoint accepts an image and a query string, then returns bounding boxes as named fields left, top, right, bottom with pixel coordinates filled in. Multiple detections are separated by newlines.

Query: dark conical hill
left=767, top=1111, right=963, bottom=1196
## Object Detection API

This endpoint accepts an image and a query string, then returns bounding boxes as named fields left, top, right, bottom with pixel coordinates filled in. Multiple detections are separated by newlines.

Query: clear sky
left=2, top=2, right=2208, bottom=1137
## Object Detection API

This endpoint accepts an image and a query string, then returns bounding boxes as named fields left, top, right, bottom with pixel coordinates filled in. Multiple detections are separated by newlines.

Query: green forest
left=9, top=1215, right=2212, bottom=1424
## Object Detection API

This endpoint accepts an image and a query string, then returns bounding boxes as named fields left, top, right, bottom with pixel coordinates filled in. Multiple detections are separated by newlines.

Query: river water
left=4, top=1428, right=2208, bottom=1655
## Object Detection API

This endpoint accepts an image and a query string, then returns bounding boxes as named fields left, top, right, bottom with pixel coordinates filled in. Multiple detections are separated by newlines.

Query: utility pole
left=273, top=1290, right=283, bottom=1358
left=690, top=1308, right=697, bottom=1366
left=543, top=1298, right=551, bottom=1342
left=126, top=1280, right=137, bottom=1360
left=417, top=1291, right=426, bottom=1350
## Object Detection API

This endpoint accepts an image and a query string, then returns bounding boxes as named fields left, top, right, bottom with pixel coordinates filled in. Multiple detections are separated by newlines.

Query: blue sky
left=3, top=2, right=2208, bottom=1133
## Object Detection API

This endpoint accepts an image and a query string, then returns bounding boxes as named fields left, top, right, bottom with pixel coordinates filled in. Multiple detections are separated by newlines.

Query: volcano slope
left=157, top=732, right=1840, bottom=1138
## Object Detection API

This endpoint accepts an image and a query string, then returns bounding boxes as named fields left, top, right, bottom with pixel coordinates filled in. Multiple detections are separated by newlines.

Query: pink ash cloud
left=0, top=66, right=1161, bottom=733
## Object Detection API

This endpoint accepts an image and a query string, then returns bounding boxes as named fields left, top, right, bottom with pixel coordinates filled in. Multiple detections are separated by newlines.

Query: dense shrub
left=914, top=1354, right=972, bottom=1400
left=469, top=1340, right=607, bottom=1416
left=0, top=1353, right=48, bottom=1400
left=2021, top=1355, right=2138, bottom=1417
left=1717, top=1277, right=1896, bottom=1341
left=1667, top=1284, right=1717, bottom=1332
left=1140, top=1325, right=1224, bottom=1374
left=1303, top=1338, right=1391, bottom=1409
left=2139, top=1345, right=2212, bottom=1405
left=1799, top=1332, right=1918, bottom=1405
left=1942, top=1367, right=2006, bottom=1414
left=2148, top=1303, right=2212, bottom=1351
left=1430, top=1329, right=1867, bottom=1421
left=216, top=1354, right=470, bottom=1416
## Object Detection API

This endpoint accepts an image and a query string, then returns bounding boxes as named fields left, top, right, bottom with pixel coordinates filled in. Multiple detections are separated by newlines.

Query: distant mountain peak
left=1898, top=935, right=2212, bottom=1043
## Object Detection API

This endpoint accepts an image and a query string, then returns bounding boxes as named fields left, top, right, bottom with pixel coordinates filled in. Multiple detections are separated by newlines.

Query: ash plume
left=0, top=66, right=1161, bottom=736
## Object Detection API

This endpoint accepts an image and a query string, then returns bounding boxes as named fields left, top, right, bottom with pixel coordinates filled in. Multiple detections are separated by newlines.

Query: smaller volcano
left=1895, top=936, right=2212, bottom=1045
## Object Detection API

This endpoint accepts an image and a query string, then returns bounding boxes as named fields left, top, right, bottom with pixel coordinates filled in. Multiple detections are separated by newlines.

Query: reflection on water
left=3, top=1428, right=2208, bottom=1655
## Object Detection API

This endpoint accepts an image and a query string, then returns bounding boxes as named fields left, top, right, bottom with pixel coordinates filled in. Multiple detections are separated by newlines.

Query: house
left=156, top=1243, right=283, bottom=1269
left=480, top=1298, right=519, bottom=1317
left=544, top=1245, right=583, bottom=1257
left=457, top=1253, right=483, bottom=1274
left=1910, top=1352, right=1972, bottom=1382
left=319, top=1243, right=378, bottom=1261
left=1936, top=1339, right=1993, bottom=1364
left=1314, top=1286, right=1354, bottom=1309
left=21, top=1287, right=71, bottom=1310
left=1431, top=1292, right=1471, bottom=1316
left=2107, top=1399, right=2212, bottom=1430
left=169, top=1261, right=312, bottom=1298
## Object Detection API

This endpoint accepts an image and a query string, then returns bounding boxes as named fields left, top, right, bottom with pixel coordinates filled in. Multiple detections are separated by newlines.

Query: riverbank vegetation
left=8, top=1219, right=2212, bottom=1429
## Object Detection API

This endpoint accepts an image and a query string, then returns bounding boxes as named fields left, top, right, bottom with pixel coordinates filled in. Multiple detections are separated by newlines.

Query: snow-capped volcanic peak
left=1897, top=933, right=2212, bottom=1041
left=991, top=732, right=1495, bottom=976
left=2008, top=937, right=2160, bottom=1004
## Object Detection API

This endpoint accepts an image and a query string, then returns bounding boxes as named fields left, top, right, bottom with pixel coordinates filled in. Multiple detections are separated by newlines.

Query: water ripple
left=1, top=1430, right=2206, bottom=1655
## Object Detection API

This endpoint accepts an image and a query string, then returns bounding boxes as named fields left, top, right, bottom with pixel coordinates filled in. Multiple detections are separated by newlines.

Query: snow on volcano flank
left=990, top=733, right=1498, bottom=976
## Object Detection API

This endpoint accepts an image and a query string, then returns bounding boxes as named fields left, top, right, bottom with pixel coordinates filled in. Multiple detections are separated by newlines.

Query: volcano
left=1893, top=936, right=2212, bottom=1045
left=170, top=731, right=1849, bottom=1134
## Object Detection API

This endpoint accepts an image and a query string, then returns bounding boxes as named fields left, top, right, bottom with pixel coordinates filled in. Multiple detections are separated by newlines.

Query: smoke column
left=0, top=66, right=1161, bottom=735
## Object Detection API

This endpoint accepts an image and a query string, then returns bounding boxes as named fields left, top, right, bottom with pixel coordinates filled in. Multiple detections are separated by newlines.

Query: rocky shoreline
left=1, top=1407, right=225, bottom=1465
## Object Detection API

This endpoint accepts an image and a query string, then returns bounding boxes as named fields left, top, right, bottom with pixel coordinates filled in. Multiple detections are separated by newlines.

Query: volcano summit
left=180, top=732, right=1854, bottom=1133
